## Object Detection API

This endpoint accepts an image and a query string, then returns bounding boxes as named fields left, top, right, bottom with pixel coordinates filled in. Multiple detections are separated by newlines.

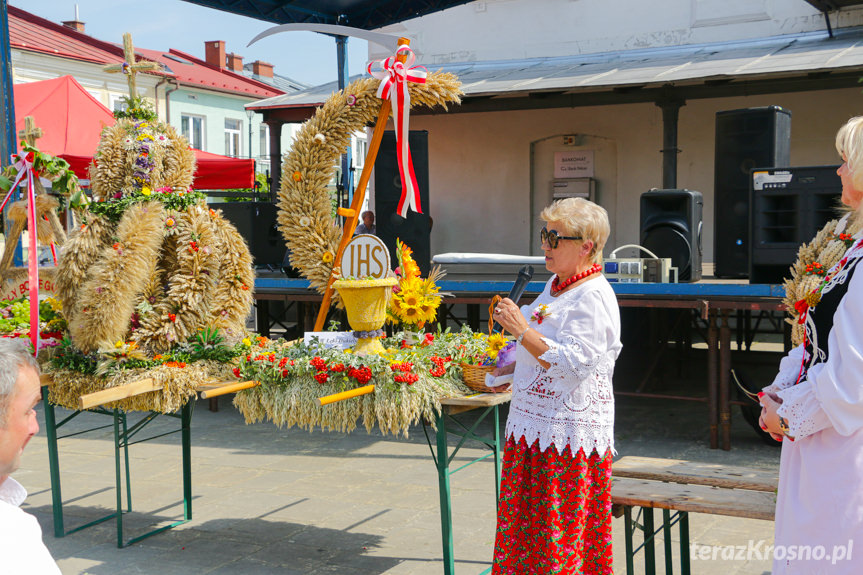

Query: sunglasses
left=540, top=227, right=582, bottom=249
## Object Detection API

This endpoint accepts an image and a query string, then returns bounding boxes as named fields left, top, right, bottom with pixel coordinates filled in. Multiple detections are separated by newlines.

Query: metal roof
left=180, top=0, right=473, bottom=29
left=248, top=26, right=863, bottom=114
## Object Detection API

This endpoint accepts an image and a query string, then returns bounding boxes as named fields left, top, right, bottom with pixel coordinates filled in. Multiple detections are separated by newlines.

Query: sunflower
left=486, top=333, right=508, bottom=360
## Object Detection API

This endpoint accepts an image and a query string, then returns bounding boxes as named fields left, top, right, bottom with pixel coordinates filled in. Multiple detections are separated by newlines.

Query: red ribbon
left=7, top=152, right=40, bottom=355
left=368, top=46, right=427, bottom=217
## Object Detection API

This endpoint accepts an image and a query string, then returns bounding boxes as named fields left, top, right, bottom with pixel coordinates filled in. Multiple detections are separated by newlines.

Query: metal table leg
left=426, top=403, right=504, bottom=575
left=719, top=310, right=732, bottom=451
left=707, top=311, right=719, bottom=449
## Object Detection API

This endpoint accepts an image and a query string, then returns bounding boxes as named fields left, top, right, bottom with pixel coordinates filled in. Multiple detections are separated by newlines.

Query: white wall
left=407, top=87, right=863, bottom=262
left=376, top=0, right=863, bottom=64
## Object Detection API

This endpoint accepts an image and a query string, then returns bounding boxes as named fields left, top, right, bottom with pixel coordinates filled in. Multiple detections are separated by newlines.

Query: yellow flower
left=242, top=337, right=252, bottom=347
left=141, top=186, right=151, bottom=196
left=402, top=292, right=421, bottom=307
left=115, top=340, right=124, bottom=349
left=486, top=333, right=507, bottom=359
left=322, top=251, right=334, bottom=263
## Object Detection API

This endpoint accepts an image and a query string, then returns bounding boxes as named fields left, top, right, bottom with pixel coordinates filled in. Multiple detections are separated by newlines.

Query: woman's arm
left=763, top=260, right=863, bottom=440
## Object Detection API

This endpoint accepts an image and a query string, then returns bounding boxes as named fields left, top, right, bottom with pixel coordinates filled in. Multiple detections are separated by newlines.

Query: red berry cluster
left=168, top=313, right=177, bottom=322
left=278, top=357, right=288, bottom=368
left=189, top=240, right=199, bottom=254
left=309, top=356, right=327, bottom=370
left=348, top=366, right=373, bottom=385
left=429, top=355, right=451, bottom=377
left=329, top=363, right=346, bottom=372
left=308, top=356, right=330, bottom=383
left=394, top=373, right=419, bottom=384
left=232, top=367, right=241, bottom=378
left=805, top=262, right=825, bottom=276
left=390, top=361, right=414, bottom=372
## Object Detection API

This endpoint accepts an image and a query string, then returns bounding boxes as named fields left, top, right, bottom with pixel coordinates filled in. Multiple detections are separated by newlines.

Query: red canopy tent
left=13, top=75, right=255, bottom=189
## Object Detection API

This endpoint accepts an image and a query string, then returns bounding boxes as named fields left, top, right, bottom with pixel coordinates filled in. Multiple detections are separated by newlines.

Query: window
left=225, top=118, right=242, bottom=158
left=110, top=94, right=127, bottom=112
left=259, top=125, right=269, bottom=159
left=181, top=114, right=205, bottom=150
left=355, top=136, right=368, bottom=170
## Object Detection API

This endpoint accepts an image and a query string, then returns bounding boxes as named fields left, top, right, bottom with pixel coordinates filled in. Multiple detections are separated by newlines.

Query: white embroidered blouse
left=505, top=275, right=622, bottom=456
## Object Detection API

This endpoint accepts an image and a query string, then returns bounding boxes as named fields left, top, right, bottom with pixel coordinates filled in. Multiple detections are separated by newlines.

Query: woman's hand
left=492, top=363, right=515, bottom=377
left=759, top=392, right=785, bottom=441
left=493, top=297, right=529, bottom=338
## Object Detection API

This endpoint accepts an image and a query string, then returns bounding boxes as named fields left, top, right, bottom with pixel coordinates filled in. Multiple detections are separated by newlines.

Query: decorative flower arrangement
left=0, top=296, right=66, bottom=350
left=388, top=240, right=446, bottom=331
left=230, top=326, right=494, bottom=436
left=50, top=326, right=245, bottom=378
left=531, top=304, right=550, bottom=324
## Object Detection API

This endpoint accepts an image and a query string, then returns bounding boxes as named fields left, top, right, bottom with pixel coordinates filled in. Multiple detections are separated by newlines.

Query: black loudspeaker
left=213, top=202, right=286, bottom=267
left=640, top=189, right=703, bottom=282
left=375, top=130, right=431, bottom=276
left=750, top=165, right=842, bottom=284
left=714, top=106, right=791, bottom=278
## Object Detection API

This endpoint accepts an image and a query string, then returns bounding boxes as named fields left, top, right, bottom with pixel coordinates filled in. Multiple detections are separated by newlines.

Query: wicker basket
left=460, top=362, right=496, bottom=392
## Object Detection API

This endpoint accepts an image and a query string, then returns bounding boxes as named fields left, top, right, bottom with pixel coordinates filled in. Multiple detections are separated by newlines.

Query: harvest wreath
left=783, top=210, right=861, bottom=345
left=41, top=108, right=255, bottom=411
left=275, top=73, right=462, bottom=298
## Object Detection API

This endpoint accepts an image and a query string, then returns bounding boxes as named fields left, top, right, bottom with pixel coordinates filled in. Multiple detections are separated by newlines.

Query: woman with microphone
left=490, top=197, right=621, bottom=574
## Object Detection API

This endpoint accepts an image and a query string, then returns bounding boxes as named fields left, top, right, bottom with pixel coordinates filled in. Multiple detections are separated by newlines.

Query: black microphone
left=492, top=265, right=534, bottom=333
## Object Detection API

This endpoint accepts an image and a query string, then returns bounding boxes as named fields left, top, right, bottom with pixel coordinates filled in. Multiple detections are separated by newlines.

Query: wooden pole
left=313, top=37, right=412, bottom=331
left=78, top=378, right=162, bottom=410
left=199, top=380, right=260, bottom=399
left=318, top=384, right=375, bottom=406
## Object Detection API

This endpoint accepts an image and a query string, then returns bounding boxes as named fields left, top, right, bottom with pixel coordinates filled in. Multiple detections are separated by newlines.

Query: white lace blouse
left=505, top=275, right=622, bottom=456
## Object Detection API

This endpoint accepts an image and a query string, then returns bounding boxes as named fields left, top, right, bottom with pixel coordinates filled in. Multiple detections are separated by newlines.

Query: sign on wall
left=554, top=150, right=595, bottom=179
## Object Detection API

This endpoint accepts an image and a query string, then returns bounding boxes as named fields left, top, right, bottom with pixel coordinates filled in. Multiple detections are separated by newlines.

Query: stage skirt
left=492, top=436, right=613, bottom=574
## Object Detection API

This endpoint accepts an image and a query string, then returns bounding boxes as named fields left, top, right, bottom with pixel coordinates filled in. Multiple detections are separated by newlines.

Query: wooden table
left=612, top=456, right=778, bottom=575
left=255, top=277, right=785, bottom=449
left=40, top=376, right=194, bottom=548
left=428, top=391, right=511, bottom=575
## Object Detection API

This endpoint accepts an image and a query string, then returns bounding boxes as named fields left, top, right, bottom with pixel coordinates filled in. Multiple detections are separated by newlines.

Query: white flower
left=299, top=216, right=311, bottom=227
left=314, top=133, right=326, bottom=144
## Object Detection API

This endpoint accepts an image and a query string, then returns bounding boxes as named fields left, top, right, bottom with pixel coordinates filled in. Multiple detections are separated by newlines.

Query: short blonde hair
left=540, top=197, right=610, bottom=264
left=836, top=116, right=863, bottom=195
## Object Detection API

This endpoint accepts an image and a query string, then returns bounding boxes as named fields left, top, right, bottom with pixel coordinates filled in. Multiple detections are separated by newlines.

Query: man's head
left=361, top=211, right=374, bottom=227
left=0, top=339, right=41, bottom=479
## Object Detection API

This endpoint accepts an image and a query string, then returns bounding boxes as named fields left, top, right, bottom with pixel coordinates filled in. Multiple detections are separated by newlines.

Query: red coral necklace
left=551, top=263, right=602, bottom=295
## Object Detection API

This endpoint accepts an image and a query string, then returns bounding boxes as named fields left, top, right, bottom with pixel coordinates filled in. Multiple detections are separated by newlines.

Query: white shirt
left=763, top=237, right=863, bottom=574
left=0, top=477, right=62, bottom=575
left=506, top=275, right=622, bottom=456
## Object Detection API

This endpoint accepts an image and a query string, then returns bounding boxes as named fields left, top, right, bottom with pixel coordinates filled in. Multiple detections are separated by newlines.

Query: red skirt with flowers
left=492, top=436, right=613, bottom=575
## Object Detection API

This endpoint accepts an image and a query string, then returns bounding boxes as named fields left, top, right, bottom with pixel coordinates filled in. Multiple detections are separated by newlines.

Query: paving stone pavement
left=15, top=352, right=782, bottom=575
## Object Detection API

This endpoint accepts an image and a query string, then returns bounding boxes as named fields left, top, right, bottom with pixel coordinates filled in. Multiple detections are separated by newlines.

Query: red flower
left=310, top=356, right=327, bottom=371
left=423, top=333, right=435, bottom=345
left=794, top=299, right=808, bottom=323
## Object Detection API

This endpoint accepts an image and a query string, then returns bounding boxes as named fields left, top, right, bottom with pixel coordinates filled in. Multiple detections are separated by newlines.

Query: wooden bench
left=612, top=456, right=778, bottom=575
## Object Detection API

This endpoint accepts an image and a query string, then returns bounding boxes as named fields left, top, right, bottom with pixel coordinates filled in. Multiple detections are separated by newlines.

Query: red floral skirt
left=492, top=436, right=613, bottom=574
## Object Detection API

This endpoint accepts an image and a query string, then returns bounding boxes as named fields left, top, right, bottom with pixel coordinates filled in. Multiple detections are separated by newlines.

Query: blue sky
left=11, top=0, right=370, bottom=87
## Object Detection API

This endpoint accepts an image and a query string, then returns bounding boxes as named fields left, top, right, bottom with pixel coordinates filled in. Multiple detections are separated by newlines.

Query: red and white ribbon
left=367, top=45, right=427, bottom=217
left=5, top=152, right=40, bottom=354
